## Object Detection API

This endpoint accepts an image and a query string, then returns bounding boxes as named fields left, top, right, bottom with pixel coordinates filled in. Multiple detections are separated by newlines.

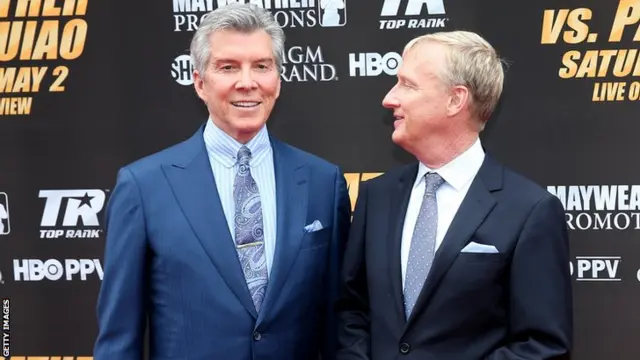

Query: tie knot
left=237, top=146, right=252, bottom=166
left=425, top=172, right=445, bottom=194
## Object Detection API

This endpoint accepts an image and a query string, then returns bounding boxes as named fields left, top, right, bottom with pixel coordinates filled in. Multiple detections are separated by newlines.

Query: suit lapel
left=404, top=155, right=502, bottom=331
left=256, top=138, right=308, bottom=326
left=388, top=164, right=419, bottom=327
left=162, top=127, right=258, bottom=319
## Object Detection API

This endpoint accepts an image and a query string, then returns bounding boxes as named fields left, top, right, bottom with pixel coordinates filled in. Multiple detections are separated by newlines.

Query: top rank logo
left=0, top=192, right=9, bottom=235
left=380, top=0, right=448, bottom=30
left=172, top=0, right=347, bottom=32
left=39, top=189, right=107, bottom=239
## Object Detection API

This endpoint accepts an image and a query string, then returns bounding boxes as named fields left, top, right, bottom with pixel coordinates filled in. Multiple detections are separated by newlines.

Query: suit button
left=399, top=342, right=410, bottom=354
left=253, top=332, right=262, bottom=341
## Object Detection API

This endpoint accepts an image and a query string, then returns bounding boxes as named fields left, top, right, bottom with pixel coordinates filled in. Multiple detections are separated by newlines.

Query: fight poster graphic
left=0, top=0, right=89, bottom=116
left=541, top=0, right=640, bottom=102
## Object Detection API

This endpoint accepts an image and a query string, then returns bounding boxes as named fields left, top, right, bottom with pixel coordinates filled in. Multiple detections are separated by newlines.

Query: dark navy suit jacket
left=94, top=125, right=351, bottom=360
left=337, top=155, right=573, bottom=360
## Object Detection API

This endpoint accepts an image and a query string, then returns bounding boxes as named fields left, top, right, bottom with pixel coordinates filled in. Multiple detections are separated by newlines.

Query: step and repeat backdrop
left=1, top=0, right=639, bottom=359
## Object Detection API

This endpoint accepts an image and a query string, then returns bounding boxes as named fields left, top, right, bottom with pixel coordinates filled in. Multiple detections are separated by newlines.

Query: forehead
left=208, top=29, right=274, bottom=59
left=399, top=42, right=447, bottom=80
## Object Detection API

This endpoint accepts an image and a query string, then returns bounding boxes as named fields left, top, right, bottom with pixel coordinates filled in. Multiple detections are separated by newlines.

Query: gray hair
left=190, top=4, right=285, bottom=75
left=404, top=30, right=505, bottom=129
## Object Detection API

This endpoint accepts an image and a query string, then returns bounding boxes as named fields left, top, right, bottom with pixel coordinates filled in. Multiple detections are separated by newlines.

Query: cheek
left=402, top=97, right=424, bottom=120
left=408, top=96, right=439, bottom=118
left=257, top=75, right=280, bottom=96
left=206, top=87, right=231, bottom=105
left=403, top=103, right=433, bottom=133
left=203, top=75, right=235, bottom=98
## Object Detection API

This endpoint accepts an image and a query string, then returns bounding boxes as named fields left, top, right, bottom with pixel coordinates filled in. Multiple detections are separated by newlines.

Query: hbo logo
left=13, top=259, right=104, bottom=282
left=349, top=52, right=402, bottom=77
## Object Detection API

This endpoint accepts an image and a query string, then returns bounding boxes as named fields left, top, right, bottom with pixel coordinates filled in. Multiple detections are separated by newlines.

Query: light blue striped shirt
left=203, top=119, right=277, bottom=277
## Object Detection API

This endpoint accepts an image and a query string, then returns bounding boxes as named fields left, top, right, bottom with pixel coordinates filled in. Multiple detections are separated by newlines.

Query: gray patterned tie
left=404, top=172, right=445, bottom=319
left=234, top=145, right=268, bottom=313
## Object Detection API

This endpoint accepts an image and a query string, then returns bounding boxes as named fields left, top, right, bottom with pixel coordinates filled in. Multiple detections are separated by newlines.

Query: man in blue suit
left=93, top=4, right=351, bottom=360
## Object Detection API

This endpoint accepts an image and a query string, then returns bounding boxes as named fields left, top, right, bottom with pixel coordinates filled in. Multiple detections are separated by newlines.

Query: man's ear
left=193, top=70, right=207, bottom=102
left=447, top=85, right=470, bottom=116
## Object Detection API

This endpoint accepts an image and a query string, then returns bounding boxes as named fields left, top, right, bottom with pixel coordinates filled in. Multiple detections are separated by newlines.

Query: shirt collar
left=414, top=138, right=485, bottom=192
left=203, top=118, right=271, bottom=168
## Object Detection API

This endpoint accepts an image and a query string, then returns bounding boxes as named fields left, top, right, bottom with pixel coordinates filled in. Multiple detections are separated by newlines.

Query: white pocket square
left=304, top=220, right=324, bottom=233
left=461, top=241, right=499, bottom=254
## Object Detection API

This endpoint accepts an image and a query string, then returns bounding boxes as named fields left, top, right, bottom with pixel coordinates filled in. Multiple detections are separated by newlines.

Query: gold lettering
left=31, top=20, right=58, bottom=60
left=0, top=96, right=32, bottom=115
left=610, top=0, right=640, bottom=42
left=60, top=19, right=87, bottom=59
left=75, top=0, right=87, bottom=15
left=19, top=21, right=37, bottom=59
left=612, top=49, right=637, bottom=77
left=42, top=0, right=61, bottom=16
left=0, top=67, right=16, bottom=92
left=559, top=50, right=580, bottom=78
left=49, top=65, right=68, bottom=92
left=0, top=67, right=48, bottom=93
left=563, top=8, right=592, bottom=44
left=0, top=21, right=23, bottom=61
left=0, top=0, right=10, bottom=18
left=15, top=0, right=43, bottom=17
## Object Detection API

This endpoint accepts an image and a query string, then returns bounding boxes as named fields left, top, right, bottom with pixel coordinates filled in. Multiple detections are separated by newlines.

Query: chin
left=237, top=122, right=263, bottom=131
left=391, top=129, right=405, bottom=145
left=235, top=116, right=266, bottom=128
left=392, top=131, right=415, bottom=155
left=233, top=119, right=267, bottom=137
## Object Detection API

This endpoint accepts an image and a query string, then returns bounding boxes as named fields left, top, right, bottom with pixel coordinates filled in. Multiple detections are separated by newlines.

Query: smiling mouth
left=231, top=101, right=261, bottom=108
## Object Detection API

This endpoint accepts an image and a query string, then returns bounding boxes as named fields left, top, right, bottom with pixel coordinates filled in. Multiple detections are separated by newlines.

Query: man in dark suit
left=93, top=4, right=350, bottom=360
left=336, top=30, right=572, bottom=359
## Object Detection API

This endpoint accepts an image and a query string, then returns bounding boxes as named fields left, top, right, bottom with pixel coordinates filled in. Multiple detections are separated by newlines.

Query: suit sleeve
left=335, top=180, right=371, bottom=360
left=485, top=194, right=573, bottom=360
left=94, top=167, right=148, bottom=360
left=319, top=167, right=352, bottom=360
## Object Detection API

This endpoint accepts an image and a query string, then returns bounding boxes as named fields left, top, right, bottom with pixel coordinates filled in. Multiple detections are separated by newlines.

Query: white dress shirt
left=203, top=119, right=277, bottom=276
left=401, top=138, right=485, bottom=289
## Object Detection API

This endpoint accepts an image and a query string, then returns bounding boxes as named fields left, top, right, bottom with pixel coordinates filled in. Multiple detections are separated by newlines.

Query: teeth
left=233, top=101, right=260, bottom=108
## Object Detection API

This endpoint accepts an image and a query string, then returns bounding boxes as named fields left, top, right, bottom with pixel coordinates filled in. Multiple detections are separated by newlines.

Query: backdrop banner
left=1, top=0, right=639, bottom=359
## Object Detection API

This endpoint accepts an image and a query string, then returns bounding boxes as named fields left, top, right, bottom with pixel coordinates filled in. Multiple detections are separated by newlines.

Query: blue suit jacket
left=94, top=125, right=351, bottom=360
